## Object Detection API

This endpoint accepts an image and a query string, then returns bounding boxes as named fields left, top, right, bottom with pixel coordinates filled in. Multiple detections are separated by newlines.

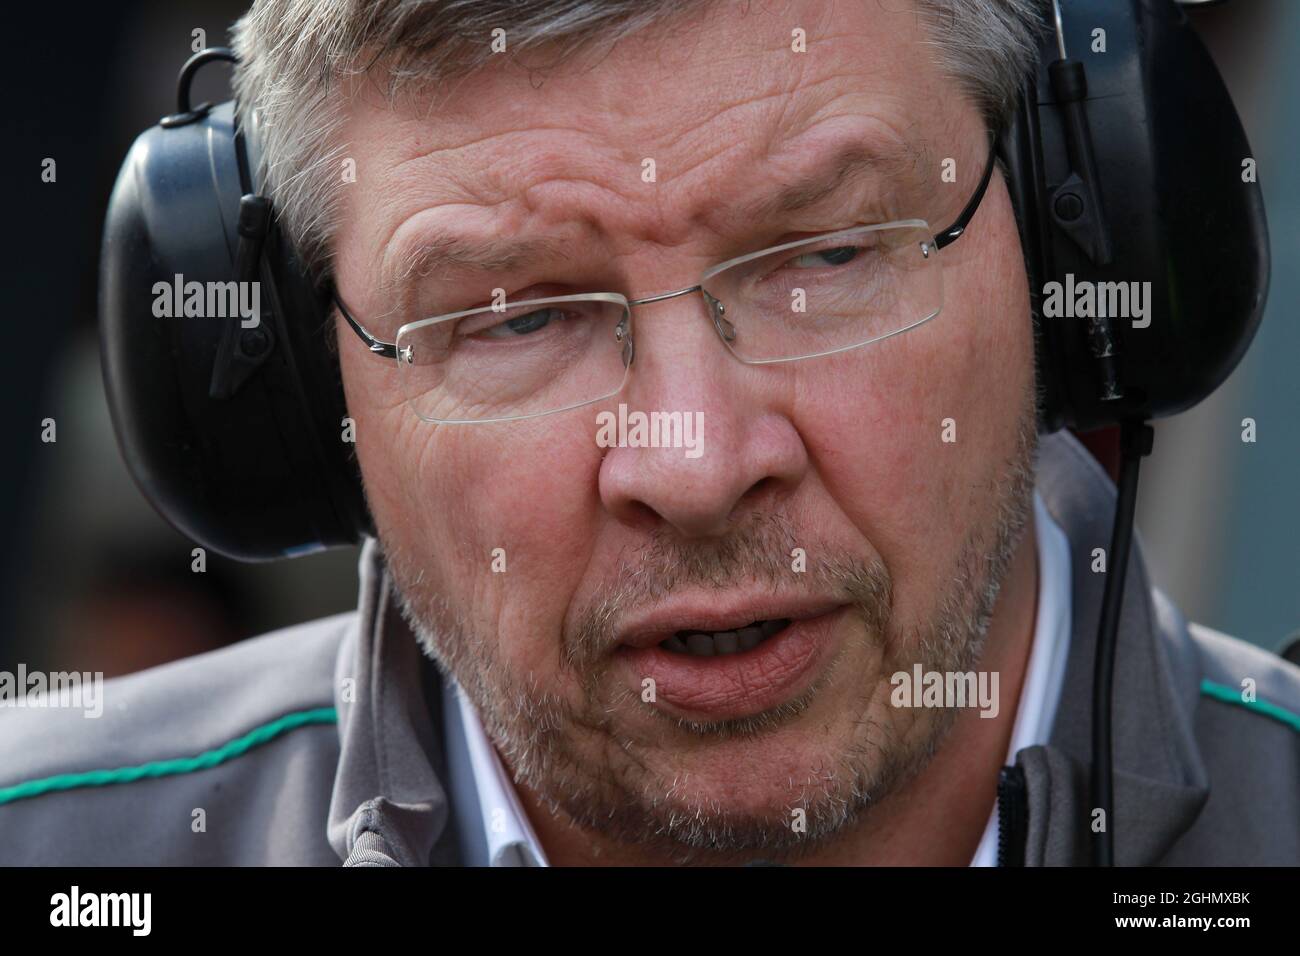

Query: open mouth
left=658, top=618, right=791, bottom=657
left=615, top=606, right=846, bottom=720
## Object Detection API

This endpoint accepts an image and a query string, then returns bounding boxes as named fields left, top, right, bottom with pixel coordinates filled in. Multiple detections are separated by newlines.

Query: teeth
left=660, top=619, right=792, bottom=657
left=685, top=633, right=715, bottom=656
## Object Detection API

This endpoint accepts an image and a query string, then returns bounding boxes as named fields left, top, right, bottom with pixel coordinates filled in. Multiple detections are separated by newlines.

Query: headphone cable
left=1090, top=417, right=1154, bottom=866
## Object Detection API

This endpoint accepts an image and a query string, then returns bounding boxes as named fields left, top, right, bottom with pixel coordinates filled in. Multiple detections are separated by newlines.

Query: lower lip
left=615, top=608, right=847, bottom=721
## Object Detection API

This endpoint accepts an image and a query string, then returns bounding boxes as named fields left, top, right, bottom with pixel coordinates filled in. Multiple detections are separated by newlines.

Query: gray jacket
left=2, top=429, right=1298, bottom=865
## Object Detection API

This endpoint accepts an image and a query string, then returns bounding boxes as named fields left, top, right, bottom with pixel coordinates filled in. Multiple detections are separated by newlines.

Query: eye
left=477, top=307, right=566, bottom=339
left=788, top=245, right=861, bottom=269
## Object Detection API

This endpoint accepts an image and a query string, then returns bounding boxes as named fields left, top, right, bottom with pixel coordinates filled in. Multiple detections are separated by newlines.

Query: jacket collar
left=326, top=538, right=458, bottom=866
left=324, top=429, right=1211, bottom=866
left=1023, top=429, right=1209, bottom=865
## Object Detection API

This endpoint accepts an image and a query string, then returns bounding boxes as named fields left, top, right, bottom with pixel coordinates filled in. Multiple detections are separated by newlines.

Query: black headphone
left=98, top=0, right=1270, bottom=866
left=100, top=0, right=1269, bottom=562
left=100, top=62, right=371, bottom=563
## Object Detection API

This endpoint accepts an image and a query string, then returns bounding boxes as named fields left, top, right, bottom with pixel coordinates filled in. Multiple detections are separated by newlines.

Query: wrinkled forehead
left=339, top=0, right=971, bottom=175
left=333, top=0, right=983, bottom=296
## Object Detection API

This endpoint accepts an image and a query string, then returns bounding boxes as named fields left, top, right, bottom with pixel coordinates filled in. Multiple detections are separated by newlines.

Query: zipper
left=996, top=765, right=1028, bottom=867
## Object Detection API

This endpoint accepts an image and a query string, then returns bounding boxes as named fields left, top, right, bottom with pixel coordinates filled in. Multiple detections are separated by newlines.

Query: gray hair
left=231, top=0, right=1046, bottom=278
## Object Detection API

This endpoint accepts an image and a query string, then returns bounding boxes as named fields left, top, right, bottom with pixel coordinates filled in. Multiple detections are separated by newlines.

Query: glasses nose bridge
left=626, top=283, right=703, bottom=309
left=625, top=282, right=735, bottom=347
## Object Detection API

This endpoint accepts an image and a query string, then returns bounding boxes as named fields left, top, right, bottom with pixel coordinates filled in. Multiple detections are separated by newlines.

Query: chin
left=630, top=715, right=861, bottom=814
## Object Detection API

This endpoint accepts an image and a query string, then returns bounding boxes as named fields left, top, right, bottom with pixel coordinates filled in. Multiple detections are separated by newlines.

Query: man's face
left=333, top=0, right=1037, bottom=859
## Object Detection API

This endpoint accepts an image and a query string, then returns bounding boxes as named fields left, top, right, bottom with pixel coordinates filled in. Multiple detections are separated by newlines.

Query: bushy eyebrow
left=380, top=234, right=572, bottom=295
left=729, top=136, right=926, bottom=226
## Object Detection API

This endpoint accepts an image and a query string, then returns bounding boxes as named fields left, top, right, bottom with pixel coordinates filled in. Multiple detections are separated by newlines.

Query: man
left=2, top=0, right=1297, bottom=866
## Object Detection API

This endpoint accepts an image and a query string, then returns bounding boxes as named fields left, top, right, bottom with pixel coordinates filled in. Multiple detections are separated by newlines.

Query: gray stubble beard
left=386, top=389, right=1040, bottom=863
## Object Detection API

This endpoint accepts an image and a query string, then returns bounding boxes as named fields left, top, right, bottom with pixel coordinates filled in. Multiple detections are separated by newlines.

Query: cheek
left=345, top=345, right=605, bottom=670
left=794, top=226, right=1031, bottom=627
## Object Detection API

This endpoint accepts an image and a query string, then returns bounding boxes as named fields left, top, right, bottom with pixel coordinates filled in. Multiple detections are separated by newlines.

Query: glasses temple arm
left=334, top=292, right=399, bottom=360
left=933, top=137, right=999, bottom=250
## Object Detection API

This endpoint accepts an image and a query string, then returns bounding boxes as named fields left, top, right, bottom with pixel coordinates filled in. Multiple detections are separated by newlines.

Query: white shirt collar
left=449, top=680, right=549, bottom=867
left=447, top=489, right=1072, bottom=867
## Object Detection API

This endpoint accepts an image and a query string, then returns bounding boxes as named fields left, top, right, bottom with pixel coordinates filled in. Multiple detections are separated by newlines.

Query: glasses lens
left=699, top=222, right=942, bottom=362
left=395, top=296, right=631, bottom=423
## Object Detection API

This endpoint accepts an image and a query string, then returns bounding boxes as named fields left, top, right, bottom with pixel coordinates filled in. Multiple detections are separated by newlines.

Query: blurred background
left=0, top=0, right=1296, bottom=678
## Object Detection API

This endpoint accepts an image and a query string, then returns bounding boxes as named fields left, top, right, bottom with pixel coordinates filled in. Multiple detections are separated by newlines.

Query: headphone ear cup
left=256, top=219, right=376, bottom=549
left=1122, top=0, right=1269, bottom=416
left=100, top=101, right=372, bottom=560
left=1006, top=0, right=1269, bottom=433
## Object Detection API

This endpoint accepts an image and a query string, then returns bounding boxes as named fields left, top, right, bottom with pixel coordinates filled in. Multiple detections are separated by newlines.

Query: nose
left=597, top=297, right=808, bottom=539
